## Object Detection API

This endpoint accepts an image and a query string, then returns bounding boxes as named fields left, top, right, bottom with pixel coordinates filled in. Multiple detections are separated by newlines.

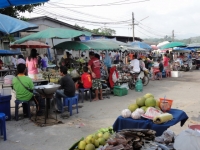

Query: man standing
left=55, top=66, right=75, bottom=113
left=88, top=51, right=102, bottom=101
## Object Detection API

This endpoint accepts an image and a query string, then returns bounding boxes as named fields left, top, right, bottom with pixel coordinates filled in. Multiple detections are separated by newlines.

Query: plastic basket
left=113, top=86, right=128, bottom=96
left=159, top=98, right=173, bottom=112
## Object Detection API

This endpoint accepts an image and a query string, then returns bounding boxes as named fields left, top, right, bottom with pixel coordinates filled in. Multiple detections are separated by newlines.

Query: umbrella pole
left=51, top=38, right=57, bottom=67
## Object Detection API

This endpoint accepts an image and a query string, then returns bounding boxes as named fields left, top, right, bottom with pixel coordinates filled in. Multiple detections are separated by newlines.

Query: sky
left=23, top=0, right=200, bottom=39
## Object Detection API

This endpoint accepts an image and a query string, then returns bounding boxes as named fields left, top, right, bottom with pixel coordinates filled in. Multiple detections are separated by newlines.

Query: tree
left=74, top=24, right=116, bottom=36
left=0, top=4, right=43, bottom=18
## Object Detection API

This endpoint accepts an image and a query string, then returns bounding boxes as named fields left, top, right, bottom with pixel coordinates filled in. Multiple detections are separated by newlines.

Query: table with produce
left=113, top=93, right=188, bottom=136
left=69, top=93, right=189, bottom=150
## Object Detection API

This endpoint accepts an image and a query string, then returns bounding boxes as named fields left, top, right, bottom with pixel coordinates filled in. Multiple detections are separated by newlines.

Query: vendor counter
left=113, top=109, right=188, bottom=136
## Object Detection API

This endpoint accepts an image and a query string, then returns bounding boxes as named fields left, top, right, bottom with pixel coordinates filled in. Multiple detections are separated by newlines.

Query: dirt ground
left=1, top=71, right=200, bottom=150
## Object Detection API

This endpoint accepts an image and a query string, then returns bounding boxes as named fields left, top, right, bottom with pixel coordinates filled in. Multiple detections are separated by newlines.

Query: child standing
left=156, top=59, right=164, bottom=80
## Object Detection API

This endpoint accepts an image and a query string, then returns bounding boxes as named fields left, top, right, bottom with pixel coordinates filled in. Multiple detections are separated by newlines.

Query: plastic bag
left=70, top=69, right=79, bottom=78
left=120, top=83, right=129, bottom=90
left=174, top=129, right=200, bottom=150
left=112, top=71, right=118, bottom=83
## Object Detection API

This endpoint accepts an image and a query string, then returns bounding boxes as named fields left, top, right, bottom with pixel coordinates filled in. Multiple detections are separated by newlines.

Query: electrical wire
left=47, top=0, right=150, bottom=8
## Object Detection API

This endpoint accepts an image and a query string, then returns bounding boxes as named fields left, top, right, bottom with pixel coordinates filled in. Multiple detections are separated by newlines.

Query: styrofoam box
left=171, top=71, right=183, bottom=77
left=0, top=88, right=12, bottom=96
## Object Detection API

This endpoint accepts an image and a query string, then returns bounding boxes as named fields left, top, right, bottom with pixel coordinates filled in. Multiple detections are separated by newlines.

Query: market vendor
left=62, top=52, right=77, bottom=69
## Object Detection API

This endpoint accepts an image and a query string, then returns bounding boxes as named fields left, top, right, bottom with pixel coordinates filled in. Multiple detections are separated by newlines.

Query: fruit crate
left=113, top=86, right=128, bottom=96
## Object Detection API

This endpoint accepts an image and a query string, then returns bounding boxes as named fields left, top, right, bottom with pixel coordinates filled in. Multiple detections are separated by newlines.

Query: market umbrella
left=187, top=43, right=200, bottom=48
left=161, top=42, right=186, bottom=50
left=13, top=28, right=92, bottom=44
left=121, top=46, right=147, bottom=52
left=0, top=0, right=48, bottom=8
left=0, top=49, right=21, bottom=56
left=10, top=40, right=50, bottom=49
left=0, top=14, right=38, bottom=35
left=129, top=41, right=152, bottom=50
left=151, top=45, right=158, bottom=50
left=173, top=47, right=195, bottom=53
left=53, top=40, right=120, bottom=50
left=157, top=41, right=169, bottom=48
left=90, top=39, right=130, bottom=46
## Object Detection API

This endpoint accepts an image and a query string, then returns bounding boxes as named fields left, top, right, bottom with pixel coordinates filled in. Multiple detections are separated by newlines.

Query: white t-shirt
left=11, top=56, right=17, bottom=68
left=130, top=59, right=140, bottom=73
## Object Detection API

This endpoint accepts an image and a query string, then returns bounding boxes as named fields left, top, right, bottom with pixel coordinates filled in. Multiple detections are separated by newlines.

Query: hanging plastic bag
left=112, top=71, right=118, bottom=83
left=120, top=83, right=129, bottom=90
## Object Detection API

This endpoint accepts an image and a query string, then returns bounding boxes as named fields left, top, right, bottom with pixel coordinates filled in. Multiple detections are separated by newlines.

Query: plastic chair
left=79, top=88, right=92, bottom=103
left=0, top=113, right=6, bottom=141
left=15, top=100, right=31, bottom=121
left=63, top=94, right=79, bottom=116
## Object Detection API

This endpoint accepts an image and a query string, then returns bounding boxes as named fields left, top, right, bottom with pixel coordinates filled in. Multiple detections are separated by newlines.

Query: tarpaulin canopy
left=53, top=40, right=121, bottom=50
left=187, top=43, right=200, bottom=48
left=0, top=49, right=21, bottom=56
left=0, top=13, right=38, bottom=35
left=161, top=42, right=186, bottom=50
left=121, top=46, right=147, bottom=52
left=13, top=28, right=92, bottom=44
left=10, top=40, right=50, bottom=48
left=0, top=0, right=48, bottom=8
left=129, top=41, right=152, bottom=50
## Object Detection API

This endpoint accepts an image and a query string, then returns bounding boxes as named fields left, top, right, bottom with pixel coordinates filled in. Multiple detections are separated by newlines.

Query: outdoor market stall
left=113, top=109, right=188, bottom=136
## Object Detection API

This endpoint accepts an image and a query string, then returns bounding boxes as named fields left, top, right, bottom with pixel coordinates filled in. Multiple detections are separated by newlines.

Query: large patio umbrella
left=13, top=28, right=92, bottom=44
left=157, top=41, right=169, bottom=48
left=129, top=41, right=152, bottom=50
left=161, top=42, right=186, bottom=50
left=173, top=47, right=195, bottom=53
left=0, top=14, right=38, bottom=35
left=53, top=40, right=120, bottom=50
left=0, top=0, right=48, bottom=8
left=121, top=46, right=147, bottom=52
left=187, top=43, right=200, bottom=48
left=10, top=40, right=50, bottom=49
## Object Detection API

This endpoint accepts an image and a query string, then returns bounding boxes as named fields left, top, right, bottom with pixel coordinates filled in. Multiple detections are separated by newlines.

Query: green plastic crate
left=113, top=86, right=128, bottom=96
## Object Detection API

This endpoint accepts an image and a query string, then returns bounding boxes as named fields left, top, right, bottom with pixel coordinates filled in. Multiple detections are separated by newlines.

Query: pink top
left=26, top=58, right=38, bottom=74
left=163, top=56, right=169, bottom=67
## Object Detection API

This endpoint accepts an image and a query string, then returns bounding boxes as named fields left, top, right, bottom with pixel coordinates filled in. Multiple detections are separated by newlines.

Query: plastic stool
left=15, top=100, right=31, bottom=121
left=63, top=94, right=79, bottom=116
left=0, top=113, right=6, bottom=141
left=79, top=88, right=91, bottom=103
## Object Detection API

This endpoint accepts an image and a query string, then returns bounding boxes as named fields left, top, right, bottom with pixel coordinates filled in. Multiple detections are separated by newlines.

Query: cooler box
left=171, top=71, right=183, bottom=77
left=0, top=95, right=12, bottom=120
left=113, top=86, right=128, bottom=96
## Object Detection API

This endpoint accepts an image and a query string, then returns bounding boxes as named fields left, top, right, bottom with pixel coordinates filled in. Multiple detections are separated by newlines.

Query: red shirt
left=88, top=57, right=101, bottom=78
left=81, top=73, right=92, bottom=88
left=163, top=56, right=169, bottom=67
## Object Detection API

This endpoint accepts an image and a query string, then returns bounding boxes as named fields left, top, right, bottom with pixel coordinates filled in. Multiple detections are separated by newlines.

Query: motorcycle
left=128, top=68, right=149, bottom=90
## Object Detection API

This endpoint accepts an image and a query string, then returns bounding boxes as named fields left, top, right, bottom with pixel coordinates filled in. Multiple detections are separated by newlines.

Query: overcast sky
left=24, top=0, right=200, bottom=39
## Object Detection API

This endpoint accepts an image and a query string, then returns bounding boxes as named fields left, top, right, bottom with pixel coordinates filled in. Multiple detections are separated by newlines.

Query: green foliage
left=75, top=24, right=116, bottom=36
left=0, top=3, right=43, bottom=18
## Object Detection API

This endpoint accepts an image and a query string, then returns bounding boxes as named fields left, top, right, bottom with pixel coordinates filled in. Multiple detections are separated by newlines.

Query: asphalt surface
left=1, top=70, right=200, bottom=150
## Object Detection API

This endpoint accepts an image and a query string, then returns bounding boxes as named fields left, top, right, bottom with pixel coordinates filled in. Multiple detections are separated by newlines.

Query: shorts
left=92, top=79, right=102, bottom=90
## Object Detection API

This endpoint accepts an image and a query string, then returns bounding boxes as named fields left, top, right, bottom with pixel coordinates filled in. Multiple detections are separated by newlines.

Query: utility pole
left=132, top=12, right=135, bottom=41
left=172, top=30, right=174, bottom=42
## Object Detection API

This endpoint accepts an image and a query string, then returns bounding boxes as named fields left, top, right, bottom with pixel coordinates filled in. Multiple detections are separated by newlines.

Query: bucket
left=4, top=75, right=15, bottom=84
left=159, top=98, right=173, bottom=112
left=188, top=125, right=200, bottom=130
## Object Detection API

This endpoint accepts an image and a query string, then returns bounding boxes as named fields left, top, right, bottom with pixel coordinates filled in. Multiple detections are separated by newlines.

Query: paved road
left=1, top=71, right=200, bottom=150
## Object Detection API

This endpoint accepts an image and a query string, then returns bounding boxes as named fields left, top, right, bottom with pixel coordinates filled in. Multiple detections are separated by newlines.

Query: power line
left=47, top=0, right=150, bottom=8
left=137, top=25, right=165, bottom=37
left=34, top=8, right=132, bottom=24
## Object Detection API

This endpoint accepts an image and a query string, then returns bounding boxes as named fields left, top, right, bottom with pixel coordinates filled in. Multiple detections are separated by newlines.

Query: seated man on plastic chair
left=129, top=54, right=140, bottom=79
left=54, top=66, right=75, bottom=113
left=76, top=66, right=92, bottom=89
left=12, top=64, right=42, bottom=117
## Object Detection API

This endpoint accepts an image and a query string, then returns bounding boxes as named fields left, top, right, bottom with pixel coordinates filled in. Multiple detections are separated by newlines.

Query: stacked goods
left=41, top=69, right=61, bottom=83
left=105, top=129, right=156, bottom=150
left=70, top=127, right=114, bottom=150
